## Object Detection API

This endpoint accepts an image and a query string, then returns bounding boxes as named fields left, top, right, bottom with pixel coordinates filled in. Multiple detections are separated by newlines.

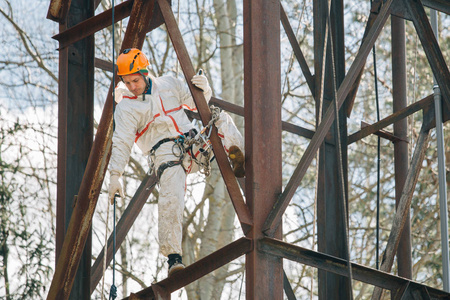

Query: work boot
left=228, top=145, right=245, bottom=178
left=168, top=254, right=185, bottom=276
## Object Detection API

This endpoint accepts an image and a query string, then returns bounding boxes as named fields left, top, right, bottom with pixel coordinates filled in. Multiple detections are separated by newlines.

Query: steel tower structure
left=45, top=0, right=450, bottom=299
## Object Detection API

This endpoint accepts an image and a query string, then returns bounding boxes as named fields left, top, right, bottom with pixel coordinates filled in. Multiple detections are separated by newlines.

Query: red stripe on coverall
left=135, top=113, right=161, bottom=142
left=159, top=96, right=183, bottom=135
left=164, top=104, right=197, bottom=113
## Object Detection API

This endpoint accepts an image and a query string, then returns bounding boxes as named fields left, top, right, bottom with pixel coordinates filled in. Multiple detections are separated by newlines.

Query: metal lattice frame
left=46, top=0, right=450, bottom=299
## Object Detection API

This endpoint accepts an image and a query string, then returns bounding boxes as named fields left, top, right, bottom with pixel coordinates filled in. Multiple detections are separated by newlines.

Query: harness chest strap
left=150, top=129, right=197, bottom=154
left=150, top=137, right=178, bottom=154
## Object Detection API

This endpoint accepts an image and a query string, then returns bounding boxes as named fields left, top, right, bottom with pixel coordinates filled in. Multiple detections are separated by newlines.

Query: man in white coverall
left=108, top=48, right=244, bottom=276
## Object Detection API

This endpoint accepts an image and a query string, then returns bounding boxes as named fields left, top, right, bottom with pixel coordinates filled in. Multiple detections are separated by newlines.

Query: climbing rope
left=109, top=0, right=118, bottom=299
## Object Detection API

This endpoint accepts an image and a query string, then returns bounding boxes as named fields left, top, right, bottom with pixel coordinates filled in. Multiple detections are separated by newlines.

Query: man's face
left=122, top=73, right=147, bottom=96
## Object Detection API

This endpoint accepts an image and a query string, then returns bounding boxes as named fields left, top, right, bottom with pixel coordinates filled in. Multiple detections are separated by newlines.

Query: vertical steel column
left=392, top=15, right=412, bottom=280
left=243, top=0, right=283, bottom=299
left=56, top=29, right=68, bottom=263
left=431, top=9, right=450, bottom=292
left=56, top=1, right=95, bottom=299
left=314, top=0, right=349, bottom=298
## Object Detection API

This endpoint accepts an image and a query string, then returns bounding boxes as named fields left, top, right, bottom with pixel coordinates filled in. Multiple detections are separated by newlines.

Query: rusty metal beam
left=46, top=1, right=157, bottom=299
left=281, top=121, right=315, bottom=139
left=55, top=1, right=95, bottom=299
left=210, top=97, right=315, bottom=139
left=122, top=237, right=253, bottom=299
left=391, top=0, right=413, bottom=20
left=348, top=94, right=433, bottom=144
left=95, top=57, right=115, bottom=73
left=157, top=0, right=253, bottom=233
left=422, top=0, right=450, bottom=15
left=47, top=0, right=72, bottom=23
left=258, top=237, right=450, bottom=299
left=372, top=124, right=431, bottom=300
left=53, top=0, right=133, bottom=49
left=283, top=271, right=296, bottom=300
left=360, top=122, right=406, bottom=143
left=210, top=97, right=244, bottom=116
left=405, top=0, right=450, bottom=112
left=314, top=0, right=351, bottom=296
left=262, top=0, right=395, bottom=237
left=349, top=94, right=450, bottom=145
left=47, top=0, right=103, bottom=24
left=280, top=3, right=315, bottom=97
left=259, top=237, right=400, bottom=290
left=392, top=14, right=412, bottom=281
left=53, top=0, right=166, bottom=50
left=393, top=282, right=432, bottom=300
left=243, top=0, right=283, bottom=298
left=56, top=28, right=68, bottom=263
left=151, top=285, right=170, bottom=300
left=90, top=173, right=157, bottom=294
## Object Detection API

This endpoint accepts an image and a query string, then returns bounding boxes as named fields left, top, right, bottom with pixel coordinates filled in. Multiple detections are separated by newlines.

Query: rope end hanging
left=109, top=284, right=117, bottom=300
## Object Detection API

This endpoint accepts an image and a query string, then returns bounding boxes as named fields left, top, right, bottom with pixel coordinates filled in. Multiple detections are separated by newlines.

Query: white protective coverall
left=109, top=75, right=244, bottom=256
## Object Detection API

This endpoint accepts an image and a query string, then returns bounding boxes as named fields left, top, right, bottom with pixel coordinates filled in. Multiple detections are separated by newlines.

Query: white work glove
left=191, top=70, right=210, bottom=92
left=109, top=172, right=124, bottom=205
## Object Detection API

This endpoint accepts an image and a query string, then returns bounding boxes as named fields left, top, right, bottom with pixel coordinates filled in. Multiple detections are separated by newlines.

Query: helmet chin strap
left=142, top=74, right=151, bottom=101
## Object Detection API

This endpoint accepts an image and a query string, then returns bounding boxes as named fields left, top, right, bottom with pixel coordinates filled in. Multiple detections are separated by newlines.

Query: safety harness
left=148, top=105, right=221, bottom=180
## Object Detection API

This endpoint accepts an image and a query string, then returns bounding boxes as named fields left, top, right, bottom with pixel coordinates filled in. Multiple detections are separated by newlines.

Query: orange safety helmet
left=116, top=48, right=149, bottom=76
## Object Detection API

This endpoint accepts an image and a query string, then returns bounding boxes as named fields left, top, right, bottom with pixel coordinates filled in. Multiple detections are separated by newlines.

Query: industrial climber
left=108, top=48, right=245, bottom=276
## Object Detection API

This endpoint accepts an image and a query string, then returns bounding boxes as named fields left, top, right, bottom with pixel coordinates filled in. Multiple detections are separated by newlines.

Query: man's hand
left=109, top=173, right=124, bottom=204
left=191, top=70, right=210, bottom=92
